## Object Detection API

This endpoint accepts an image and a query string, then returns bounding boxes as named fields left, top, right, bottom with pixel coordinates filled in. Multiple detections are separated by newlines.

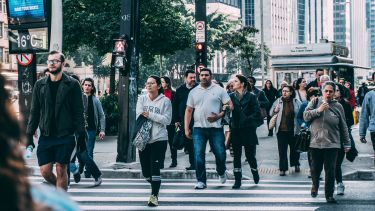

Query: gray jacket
left=83, top=95, right=106, bottom=132
left=303, top=97, right=350, bottom=149
left=269, top=97, right=301, bottom=135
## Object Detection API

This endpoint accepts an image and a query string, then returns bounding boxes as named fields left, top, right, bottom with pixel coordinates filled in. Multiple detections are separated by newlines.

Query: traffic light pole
left=117, top=0, right=140, bottom=163
left=195, top=0, right=207, bottom=70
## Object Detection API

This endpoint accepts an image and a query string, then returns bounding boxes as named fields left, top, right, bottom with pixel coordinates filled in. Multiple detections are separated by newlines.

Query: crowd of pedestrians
left=2, top=50, right=375, bottom=208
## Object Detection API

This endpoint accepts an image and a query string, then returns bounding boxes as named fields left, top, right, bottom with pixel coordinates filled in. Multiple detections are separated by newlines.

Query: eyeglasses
left=282, top=90, right=290, bottom=93
left=145, top=82, right=156, bottom=86
left=47, top=59, right=61, bottom=65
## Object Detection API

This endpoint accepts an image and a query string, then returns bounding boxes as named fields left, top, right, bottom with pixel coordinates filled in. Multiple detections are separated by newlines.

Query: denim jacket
left=360, top=90, right=375, bottom=137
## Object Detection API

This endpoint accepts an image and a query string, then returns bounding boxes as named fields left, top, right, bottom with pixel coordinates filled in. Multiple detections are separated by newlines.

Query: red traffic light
left=195, top=43, right=204, bottom=52
left=113, top=39, right=126, bottom=54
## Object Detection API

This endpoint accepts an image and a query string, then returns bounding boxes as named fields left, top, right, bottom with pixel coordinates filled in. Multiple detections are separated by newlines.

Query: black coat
left=306, top=79, right=319, bottom=90
left=263, top=87, right=278, bottom=110
left=172, top=83, right=197, bottom=128
left=229, top=92, right=260, bottom=145
left=27, top=73, right=86, bottom=137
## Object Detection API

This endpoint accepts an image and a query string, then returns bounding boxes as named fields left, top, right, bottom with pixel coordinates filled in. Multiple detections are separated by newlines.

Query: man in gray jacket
left=359, top=72, right=375, bottom=168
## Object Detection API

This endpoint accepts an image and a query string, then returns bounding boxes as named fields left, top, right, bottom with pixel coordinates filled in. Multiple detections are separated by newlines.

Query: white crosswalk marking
left=29, top=176, right=356, bottom=211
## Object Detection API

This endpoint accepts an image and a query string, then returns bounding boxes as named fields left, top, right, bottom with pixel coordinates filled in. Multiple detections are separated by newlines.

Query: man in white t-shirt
left=184, top=68, right=232, bottom=189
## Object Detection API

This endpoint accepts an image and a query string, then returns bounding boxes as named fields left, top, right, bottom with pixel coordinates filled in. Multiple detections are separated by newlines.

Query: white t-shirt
left=186, top=83, right=230, bottom=128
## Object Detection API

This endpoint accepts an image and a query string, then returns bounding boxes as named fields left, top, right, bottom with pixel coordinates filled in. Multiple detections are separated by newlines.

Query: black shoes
left=279, top=171, right=286, bottom=176
left=232, top=180, right=241, bottom=189
left=311, top=187, right=318, bottom=198
left=73, top=173, right=81, bottom=183
left=326, top=197, right=337, bottom=204
left=251, top=169, right=260, bottom=184
left=295, top=166, right=300, bottom=173
left=169, top=161, right=177, bottom=168
left=185, top=166, right=195, bottom=170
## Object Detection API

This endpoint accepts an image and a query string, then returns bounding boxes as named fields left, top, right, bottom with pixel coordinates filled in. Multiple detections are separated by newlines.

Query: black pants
left=267, top=115, right=273, bottom=135
left=371, top=132, right=375, bottom=151
left=139, top=141, right=167, bottom=196
left=335, top=149, right=345, bottom=183
left=185, top=138, right=195, bottom=167
left=161, top=125, right=177, bottom=166
left=276, top=131, right=300, bottom=171
left=310, top=148, right=338, bottom=198
left=233, top=143, right=257, bottom=179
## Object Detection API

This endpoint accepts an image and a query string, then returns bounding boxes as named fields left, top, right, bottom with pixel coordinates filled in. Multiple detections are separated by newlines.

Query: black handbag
left=346, top=138, right=358, bottom=162
left=295, top=127, right=311, bottom=153
left=172, top=126, right=185, bottom=150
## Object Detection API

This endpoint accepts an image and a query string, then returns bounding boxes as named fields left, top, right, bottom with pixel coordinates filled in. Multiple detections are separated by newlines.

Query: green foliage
left=100, top=94, right=120, bottom=135
left=221, top=26, right=269, bottom=76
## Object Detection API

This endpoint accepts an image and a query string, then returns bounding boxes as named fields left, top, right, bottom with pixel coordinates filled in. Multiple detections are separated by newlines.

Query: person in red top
left=161, top=76, right=177, bottom=168
left=344, top=82, right=356, bottom=109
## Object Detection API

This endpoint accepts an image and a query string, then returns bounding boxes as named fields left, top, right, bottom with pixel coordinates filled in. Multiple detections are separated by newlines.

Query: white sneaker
left=194, top=182, right=207, bottom=189
left=94, top=176, right=102, bottom=187
left=337, top=182, right=345, bottom=195
left=219, top=171, right=228, bottom=184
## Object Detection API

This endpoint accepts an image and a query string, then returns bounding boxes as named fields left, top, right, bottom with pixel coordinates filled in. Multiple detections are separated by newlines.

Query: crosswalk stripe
left=79, top=205, right=319, bottom=211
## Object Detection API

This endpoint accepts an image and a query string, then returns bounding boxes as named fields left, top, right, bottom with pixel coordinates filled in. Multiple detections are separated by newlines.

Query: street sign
left=9, top=28, right=49, bottom=53
left=16, top=54, right=33, bottom=66
left=196, top=21, right=205, bottom=43
left=196, top=64, right=205, bottom=73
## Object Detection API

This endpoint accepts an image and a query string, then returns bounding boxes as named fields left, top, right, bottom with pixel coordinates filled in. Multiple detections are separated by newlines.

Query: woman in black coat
left=227, top=74, right=261, bottom=189
left=263, top=80, right=278, bottom=136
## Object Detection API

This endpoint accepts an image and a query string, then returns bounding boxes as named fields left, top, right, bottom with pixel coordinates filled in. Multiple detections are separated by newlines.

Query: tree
left=221, top=26, right=268, bottom=77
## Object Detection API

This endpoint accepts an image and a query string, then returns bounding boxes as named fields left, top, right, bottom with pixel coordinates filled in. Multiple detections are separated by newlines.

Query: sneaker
left=219, top=172, right=228, bottom=184
left=336, top=182, right=345, bottom=195
left=295, top=166, right=300, bottom=173
left=148, top=194, right=158, bottom=207
left=326, top=196, right=337, bottom=204
left=169, top=161, right=177, bottom=168
left=194, top=181, right=207, bottom=189
left=73, top=173, right=81, bottom=183
left=93, top=176, right=102, bottom=187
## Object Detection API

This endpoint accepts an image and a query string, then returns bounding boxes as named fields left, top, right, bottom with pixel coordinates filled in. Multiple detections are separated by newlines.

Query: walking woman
left=228, top=75, right=261, bottom=188
left=304, top=81, right=351, bottom=203
left=161, top=76, right=177, bottom=168
left=334, top=83, right=354, bottom=195
left=295, top=78, right=307, bottom=103
left=270, top=85, right=301, bottom=176
left=136, top=75, right=172, bottom=206
left=263, top=80, right=278, bottom=136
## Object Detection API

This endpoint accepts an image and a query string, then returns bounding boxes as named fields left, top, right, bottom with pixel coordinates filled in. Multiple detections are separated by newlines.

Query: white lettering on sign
left=196, top=21, right=205, bottom=43
left=122, top=14, right=131, bottom=21
left=14, top=6, right=39, bottom=12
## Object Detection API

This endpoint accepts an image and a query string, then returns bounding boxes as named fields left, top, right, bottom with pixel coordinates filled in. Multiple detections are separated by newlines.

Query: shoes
left=84, top=171, right=91, bottom=178
left=73, top=172, right=81, bottom=183
left=169, top=161, right=177, bottom=168
left=311, top=187, right=318, bottom=198
left=268, top=132, right=273, bottom=137
left=295, top=166, right=300, bottom=173
left=194, top=182, right=207, bottom=189
left=93, top=176, right=102, bottom=187
left=279, top=171, right=286, bottom=176
left=219, top=171, right=228, bottom=184
left=232, top=180, right=241, bottom=189
left=251, top=169, right=260, bottom=184
left=78, top=164, right=84, bottom=174
left=326, top=197, right=337, bottom=204
left=336, top=182, right=345, bottom=195
left=185, top=166, right=195, bottom=170
left=148, top=194, right=159, bottom=207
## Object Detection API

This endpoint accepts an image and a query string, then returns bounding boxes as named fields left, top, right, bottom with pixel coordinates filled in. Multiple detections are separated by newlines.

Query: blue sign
left=8, top=0, right=46, bottom=25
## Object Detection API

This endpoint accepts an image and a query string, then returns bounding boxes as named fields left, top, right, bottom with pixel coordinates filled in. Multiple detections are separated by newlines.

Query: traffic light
left=195, top=42, right=206, bottom=71
left=112, top=38, right=128, bottom=75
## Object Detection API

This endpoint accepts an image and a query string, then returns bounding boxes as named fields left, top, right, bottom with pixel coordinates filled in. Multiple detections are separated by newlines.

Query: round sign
left=196, top=64, right=205, bottom=73
left=196, top=21, right=205, bottom=30
left=16, top=54, right=33, bottom=66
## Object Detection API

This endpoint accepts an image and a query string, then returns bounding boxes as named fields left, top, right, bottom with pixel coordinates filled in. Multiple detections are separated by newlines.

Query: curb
left=343, top=170, right=375, bottom=181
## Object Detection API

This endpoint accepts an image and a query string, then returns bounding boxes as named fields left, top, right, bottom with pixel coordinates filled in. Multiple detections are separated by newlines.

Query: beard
left=49, top=65, right=63, bottom=75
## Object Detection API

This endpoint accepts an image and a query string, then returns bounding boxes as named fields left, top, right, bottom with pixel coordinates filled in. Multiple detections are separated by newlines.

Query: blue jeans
left=86, top=130, right=96, bottom=159
left=192, top=127, right=226, bottom=184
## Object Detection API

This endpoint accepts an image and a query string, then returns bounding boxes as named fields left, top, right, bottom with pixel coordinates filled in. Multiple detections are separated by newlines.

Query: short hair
left=185, top=69, right=195, bottom=77
left=319, top=75, right=330, bottom=84
left=49, top=50, right=65, bottom=63
left=247, top=76, right=256, bottom=83
left=316, top=68, right=324, bottom=73
left=200, top=68, right=212, bottom=75
left=322, top=81, right=336, bottom=91
left=82, top=77, right=96, bottom=95
left=161, top=76, right=171, bottom=89
left=306, top=87, right=320, bottom=101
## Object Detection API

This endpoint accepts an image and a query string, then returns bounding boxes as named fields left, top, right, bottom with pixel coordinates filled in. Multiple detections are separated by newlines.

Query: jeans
left=276, top=131, right=300, bottom=171
left=192, top=127, right=226, bottom=184
left=335, top=149, right=345, bottom=183
left=310, top=148, right=338, bottom=198
left=86, top=130, right=96, bottom=159
left=76, top=148, right=102, bottom=179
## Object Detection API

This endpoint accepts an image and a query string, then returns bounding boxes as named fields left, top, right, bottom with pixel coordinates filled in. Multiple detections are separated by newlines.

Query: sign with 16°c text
left=9, top=28, right=49, bottom=54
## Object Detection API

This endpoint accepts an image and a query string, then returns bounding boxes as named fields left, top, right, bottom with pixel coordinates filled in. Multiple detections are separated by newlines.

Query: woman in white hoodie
left=136, top=75, right=172, bottom=207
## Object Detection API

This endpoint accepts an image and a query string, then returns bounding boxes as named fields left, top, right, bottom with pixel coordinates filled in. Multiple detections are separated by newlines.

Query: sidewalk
left=26, top=123, right=375, bottom=180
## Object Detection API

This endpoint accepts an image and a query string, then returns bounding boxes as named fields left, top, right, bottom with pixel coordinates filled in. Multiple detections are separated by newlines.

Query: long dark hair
left=82, top=77, right=96, bottom=95
left=295, top=78, right=305, bottom=90
left=263, top=80, right=274, bottom=90
left=235, top=74, right=250, bottom=91
left=0, top=75, right=45, bottom=211
left=149, top=75, right=164, bottom=95
left=161, top=76, right=172, bottom=89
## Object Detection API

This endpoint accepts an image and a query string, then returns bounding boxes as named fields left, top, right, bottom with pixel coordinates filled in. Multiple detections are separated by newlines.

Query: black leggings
left=139, top=141, right=167, bottom=196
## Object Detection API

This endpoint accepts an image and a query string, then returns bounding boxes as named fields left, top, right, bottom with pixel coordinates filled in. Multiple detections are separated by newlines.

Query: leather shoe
left=311, top=187, right=318, bottom=198
left=326, top=197, right=337, bottom=204
left=185, top=166, right=195, bottom=170
left=295, top=166, right=300, bottom=173
left=169, top=162, right=177, bottom=168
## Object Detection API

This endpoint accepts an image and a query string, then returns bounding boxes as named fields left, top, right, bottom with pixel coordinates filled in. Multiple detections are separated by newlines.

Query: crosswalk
left=28, top=176, right=359, bottom=211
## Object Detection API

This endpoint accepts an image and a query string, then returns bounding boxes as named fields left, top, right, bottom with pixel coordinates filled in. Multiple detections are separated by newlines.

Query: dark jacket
left=306, top=79, right=319, bottom=90
left=27, top=73, right=86, bottom=137
left=339, top=99, right=354, bottom=128
left=250, top=87, right=269, bottom=109
left=172, top=83, right=197, bottom=127
left=229, top=91, right=261, bottom=129
left=263, top=87, right=278, bottom=110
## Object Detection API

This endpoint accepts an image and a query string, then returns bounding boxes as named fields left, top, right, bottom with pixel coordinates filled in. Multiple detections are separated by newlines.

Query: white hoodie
left=136, top=94, right=172, bottom=143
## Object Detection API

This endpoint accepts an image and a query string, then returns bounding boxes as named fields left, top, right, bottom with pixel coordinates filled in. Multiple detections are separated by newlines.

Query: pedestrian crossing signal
left=195, top=43, right=204, bottom=52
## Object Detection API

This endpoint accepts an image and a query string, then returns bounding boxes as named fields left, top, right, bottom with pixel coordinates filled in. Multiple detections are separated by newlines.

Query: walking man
left=306, top=69, right=324, bottom=90
left=359, top=72, right=375, bottom=168
left=27, top=51, right=86, bottom=191
left=173, top=69, right=197, bottom=170
left=184, top=68, right=232, bottom=189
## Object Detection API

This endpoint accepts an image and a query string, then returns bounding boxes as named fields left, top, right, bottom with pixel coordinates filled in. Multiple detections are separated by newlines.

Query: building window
left=0, top=48, right=3, bottom=63
left=4, top=49, right=8, bottom=63
left=0, top=22, right=3, bottom=38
